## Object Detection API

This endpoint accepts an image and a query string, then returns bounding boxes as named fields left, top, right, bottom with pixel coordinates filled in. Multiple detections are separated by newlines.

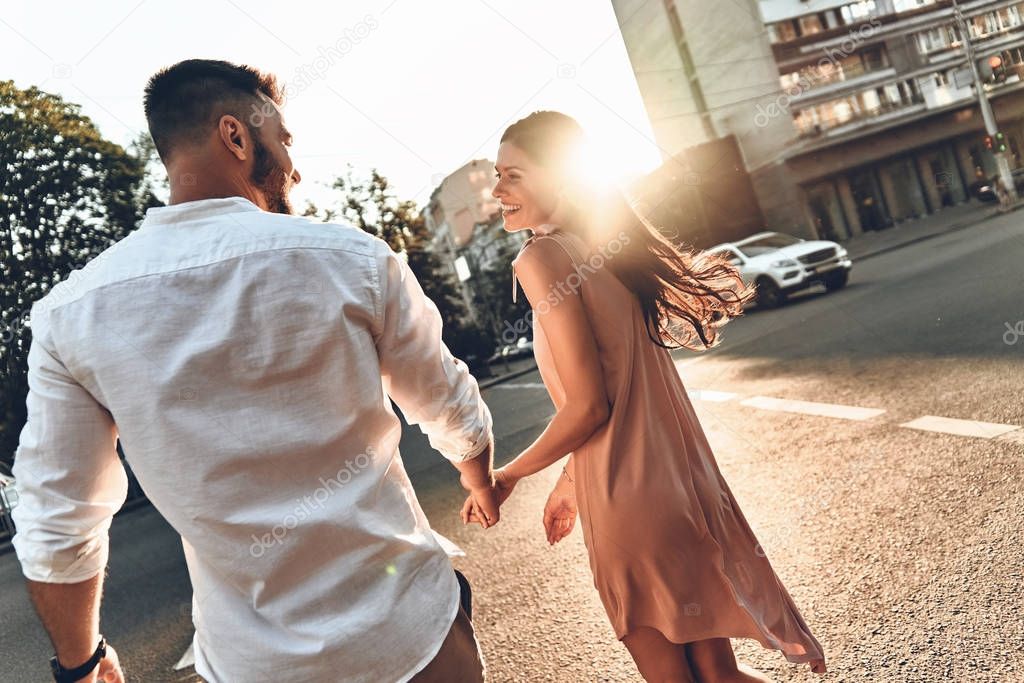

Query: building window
left=915, top=25, right=962, bottom=54
left=841, top=0, right=878, bottom=24
left=798, top=14, right=824, bottom=36
left=769, top=19, right=800, bottom=43
left=893, top=0, right=938, bottom=12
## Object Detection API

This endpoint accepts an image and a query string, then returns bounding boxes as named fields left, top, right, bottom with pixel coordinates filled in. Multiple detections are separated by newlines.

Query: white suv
left=0, top=470, right=18, bottom=536
left=707, top=232, right=852, bottom=308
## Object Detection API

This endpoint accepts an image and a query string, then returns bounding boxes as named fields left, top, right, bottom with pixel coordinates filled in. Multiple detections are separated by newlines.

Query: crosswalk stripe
left=687, top=389, right=737, bottom=402
left=899, top=415, right=1020, bottom=439
left=488, top=381, right=1022, bottom=441
left=996, top=428, right=1024, bottom=445
left=739, top=396, right=885, bottom=421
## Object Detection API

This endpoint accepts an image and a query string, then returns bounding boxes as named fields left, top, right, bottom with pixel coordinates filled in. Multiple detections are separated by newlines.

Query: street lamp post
left=952, top=0, right=1018, bottom=204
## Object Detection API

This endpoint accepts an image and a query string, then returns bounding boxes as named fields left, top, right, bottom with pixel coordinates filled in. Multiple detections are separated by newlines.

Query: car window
left=736, top=233, right=802, bottom=257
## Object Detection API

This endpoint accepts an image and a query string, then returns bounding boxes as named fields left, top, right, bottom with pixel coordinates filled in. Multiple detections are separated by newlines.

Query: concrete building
left=459, top=212, right=529, bottom=276
left=425, top=159, right=500, bottom=252
left=423, top=159, right=500, bottom=323
left=611, top=0, right=1024, bottom=240
left=423, top=159, right=527, bottom=330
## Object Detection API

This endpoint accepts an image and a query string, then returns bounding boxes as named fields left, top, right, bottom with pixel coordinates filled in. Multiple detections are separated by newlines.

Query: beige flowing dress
left=511, top=229, right=826, bottom=671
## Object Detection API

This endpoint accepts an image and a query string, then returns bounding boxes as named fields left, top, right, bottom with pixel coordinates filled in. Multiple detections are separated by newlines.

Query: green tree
left=0, top=81, right=159, bottom=468
left=468, top=236, right=533, bottom=346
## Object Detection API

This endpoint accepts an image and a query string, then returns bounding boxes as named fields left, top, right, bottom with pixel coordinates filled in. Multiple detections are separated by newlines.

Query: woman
left=463, top=111, right=827, bottom=682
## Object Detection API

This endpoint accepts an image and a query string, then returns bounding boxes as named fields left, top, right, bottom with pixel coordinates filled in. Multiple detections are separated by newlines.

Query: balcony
left=771, top=0, right=957, bottom=67
left=795, top=85, right=928, bottom=139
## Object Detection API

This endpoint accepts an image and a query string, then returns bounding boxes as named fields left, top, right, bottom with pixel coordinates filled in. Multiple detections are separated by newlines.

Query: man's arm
left=26, top=574, right=103, bottom=671
left=12, top=304, right=127, bottom=671
left=371, top=244, right=498, bottom=521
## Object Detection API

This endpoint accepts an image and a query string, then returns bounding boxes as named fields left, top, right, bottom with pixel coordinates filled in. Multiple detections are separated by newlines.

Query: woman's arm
left=502, top=239, right=609, bottom=482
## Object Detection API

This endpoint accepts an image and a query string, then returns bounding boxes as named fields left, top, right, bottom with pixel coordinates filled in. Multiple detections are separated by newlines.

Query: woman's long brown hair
left=501, top=111, right=756, bottom=351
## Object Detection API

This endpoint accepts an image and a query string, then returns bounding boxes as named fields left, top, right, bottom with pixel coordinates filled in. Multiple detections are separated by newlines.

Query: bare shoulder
left=513, top=235, right=576, bottom=283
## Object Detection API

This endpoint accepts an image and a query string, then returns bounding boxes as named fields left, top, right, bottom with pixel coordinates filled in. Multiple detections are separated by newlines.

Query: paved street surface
left=1, top=210, right=1022, bottom=682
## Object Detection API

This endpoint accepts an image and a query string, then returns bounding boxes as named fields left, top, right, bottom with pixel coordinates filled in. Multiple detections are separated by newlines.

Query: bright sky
left=1, top=0, right=664, bottom=211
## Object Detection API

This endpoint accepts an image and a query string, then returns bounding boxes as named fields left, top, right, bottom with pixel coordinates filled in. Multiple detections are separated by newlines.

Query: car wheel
left=824, top=270, right=849, bottom=292
left=756, top=277, right=786, bottom=308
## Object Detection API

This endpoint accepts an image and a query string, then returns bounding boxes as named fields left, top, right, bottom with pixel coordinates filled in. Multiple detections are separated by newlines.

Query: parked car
left=707, top=231, right=853, bottom=308
left=488, top=336, right=534, bottom=363
left=970, top=168, right=1024, bottom=202
left=0, top=469, right=19, bottom=537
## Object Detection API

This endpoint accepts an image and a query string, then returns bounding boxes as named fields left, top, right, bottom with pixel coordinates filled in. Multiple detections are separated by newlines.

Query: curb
left=846, top=208, right=1001, bottom=263
left=478, top=363, right=539, bottom=390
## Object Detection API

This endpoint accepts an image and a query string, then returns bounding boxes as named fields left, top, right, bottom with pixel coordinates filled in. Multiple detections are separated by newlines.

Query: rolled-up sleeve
left=11, top=303, right=127, bottom=583
left=372, top=243, right=493, bottom=463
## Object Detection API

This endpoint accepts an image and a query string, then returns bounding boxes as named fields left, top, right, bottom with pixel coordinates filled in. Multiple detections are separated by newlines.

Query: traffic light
left=980, top=54, right=1008, bottom=83
left=996, top=131, right=1008, bottom=153
left=979, top=54, right=1009, bottom=83
left=990, top=55, right=1008, bottom=83
left=985, top=134, right=994, bottom=150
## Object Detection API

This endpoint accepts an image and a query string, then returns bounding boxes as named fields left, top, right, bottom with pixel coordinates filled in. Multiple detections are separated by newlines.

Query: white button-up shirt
left=12, top=197, right=493, bottom=682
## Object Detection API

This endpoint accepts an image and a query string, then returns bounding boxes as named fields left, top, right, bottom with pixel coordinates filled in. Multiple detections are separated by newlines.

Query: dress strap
left=511, top=230, right=589, bottom=304
left=542, top=230, right=588, bottom=269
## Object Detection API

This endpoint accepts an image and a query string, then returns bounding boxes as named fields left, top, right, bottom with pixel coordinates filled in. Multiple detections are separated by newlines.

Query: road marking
left=688, top=389, right=737, bottom=402
left=489, top=379, right=1023, bottom=443
left=899, top=415, right=1020, bottom=439
left=739, top=396, right=885, bottom=421
left=996, top=428, right=1024, bottom=445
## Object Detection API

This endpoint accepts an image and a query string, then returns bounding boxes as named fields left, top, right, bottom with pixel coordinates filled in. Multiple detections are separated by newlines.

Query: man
left=12, top=58, right=498, bottom=682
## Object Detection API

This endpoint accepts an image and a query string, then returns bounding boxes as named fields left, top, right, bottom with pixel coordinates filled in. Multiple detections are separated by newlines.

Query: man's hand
left=542, top=475, right=577, bottom=545
left=454, top=442, right=500, bottom=528
left=459, top=483, right=500, bottom=529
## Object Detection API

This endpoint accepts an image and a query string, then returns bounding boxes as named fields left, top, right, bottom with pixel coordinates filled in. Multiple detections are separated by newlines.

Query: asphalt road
left=1, top=210, right=1022, bottom=682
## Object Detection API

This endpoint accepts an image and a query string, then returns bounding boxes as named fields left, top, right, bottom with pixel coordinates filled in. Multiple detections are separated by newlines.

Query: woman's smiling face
left=492, top=142, right=561, bottom=233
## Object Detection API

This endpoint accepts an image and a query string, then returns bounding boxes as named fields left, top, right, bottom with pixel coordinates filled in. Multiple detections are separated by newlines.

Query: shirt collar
left=142, top=196, right=263, bottom=227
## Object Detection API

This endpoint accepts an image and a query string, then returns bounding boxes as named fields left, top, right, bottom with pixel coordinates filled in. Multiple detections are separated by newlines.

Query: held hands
left=543, top=472, right=577, bottom=545
left=459, top=469, right=501, bottom=529
left=81, top=644, right=124, bottom=683
left=461, top=468, right=518, bottom=529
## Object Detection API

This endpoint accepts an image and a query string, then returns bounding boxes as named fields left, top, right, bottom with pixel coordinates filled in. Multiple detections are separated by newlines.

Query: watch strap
left=50, top=636, right=106, bottom=683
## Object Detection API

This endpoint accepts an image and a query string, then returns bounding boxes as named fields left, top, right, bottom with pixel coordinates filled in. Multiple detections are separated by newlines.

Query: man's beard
left=251, top=134, right=293, bottom=215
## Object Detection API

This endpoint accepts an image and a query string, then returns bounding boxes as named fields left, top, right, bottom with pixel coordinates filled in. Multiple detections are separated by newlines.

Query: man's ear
left=218, top=115, right=249, bottom=161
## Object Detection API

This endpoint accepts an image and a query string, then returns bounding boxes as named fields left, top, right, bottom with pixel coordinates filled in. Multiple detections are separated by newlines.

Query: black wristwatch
left=50, top=635, right=106, bottom=683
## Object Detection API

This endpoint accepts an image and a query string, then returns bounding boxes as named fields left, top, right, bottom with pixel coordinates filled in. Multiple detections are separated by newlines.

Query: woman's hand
left=462, top=468, right=519, bottom=527
left=81, top=643, right=124, bottom=682
left=542, top=476, right=577, bottom=545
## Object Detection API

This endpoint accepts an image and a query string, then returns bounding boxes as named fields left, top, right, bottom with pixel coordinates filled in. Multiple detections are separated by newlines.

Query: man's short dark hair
left=143, top=59, right=282, bottom=162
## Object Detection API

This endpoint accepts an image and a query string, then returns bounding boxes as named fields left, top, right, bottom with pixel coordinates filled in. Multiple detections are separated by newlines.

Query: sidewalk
left=477, top=356, right=538, bottom=389
left=841, top=199, right=1005, bottom=262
